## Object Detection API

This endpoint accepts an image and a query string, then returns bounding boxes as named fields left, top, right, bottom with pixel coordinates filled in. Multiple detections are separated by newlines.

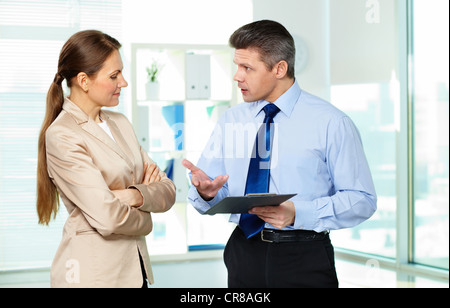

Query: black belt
left=260, top=229, right=329, bottom=243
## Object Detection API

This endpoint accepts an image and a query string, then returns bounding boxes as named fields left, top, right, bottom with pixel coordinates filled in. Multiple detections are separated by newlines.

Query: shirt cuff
left=188, top=187, right=220, bottom=214
left=293, top=200, right=319, bottom=231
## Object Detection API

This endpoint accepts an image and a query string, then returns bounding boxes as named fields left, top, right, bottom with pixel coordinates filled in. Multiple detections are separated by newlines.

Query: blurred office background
left=0, top=0, right=448, bottom=288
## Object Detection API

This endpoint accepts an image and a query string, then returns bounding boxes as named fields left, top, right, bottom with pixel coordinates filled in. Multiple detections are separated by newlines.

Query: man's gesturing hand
left=182, top=159, right=229, bottom=201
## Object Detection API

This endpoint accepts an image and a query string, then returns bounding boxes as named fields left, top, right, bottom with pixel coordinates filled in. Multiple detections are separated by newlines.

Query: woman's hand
left=142, top=162, right=161, bottom=184
left=111, top=162, right=162, bottom=208
left=111, top=188, right=143, bottom=208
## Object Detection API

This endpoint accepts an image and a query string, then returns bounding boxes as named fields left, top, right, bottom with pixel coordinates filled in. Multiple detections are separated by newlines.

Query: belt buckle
left=261, top=229, right=274, bottom=243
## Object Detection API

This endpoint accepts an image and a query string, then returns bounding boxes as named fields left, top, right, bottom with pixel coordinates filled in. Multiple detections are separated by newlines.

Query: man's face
left=233, top=48, right=279, bottom=103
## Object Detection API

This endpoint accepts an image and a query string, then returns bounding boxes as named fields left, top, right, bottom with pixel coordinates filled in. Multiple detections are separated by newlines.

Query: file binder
left=204, top=193, right=297, bottom=215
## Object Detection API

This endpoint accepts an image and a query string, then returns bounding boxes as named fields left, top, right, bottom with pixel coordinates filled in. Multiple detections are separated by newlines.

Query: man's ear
left=274, top=60, right=289, bottom=79
left=76, top=72, right=89, bottom=92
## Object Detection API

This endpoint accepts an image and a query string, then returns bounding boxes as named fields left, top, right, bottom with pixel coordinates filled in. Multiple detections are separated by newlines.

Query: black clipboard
left=204, top=193, right=297, bottom=215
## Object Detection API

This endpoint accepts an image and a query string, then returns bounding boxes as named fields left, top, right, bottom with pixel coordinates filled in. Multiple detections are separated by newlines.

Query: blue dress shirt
left=187, top=80, right=377, bottom=232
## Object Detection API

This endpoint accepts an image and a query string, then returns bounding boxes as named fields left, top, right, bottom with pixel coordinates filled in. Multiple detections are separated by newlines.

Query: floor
left=335, top=259, right=448, bottom=288
left=0, top=257, right=448, bottom=288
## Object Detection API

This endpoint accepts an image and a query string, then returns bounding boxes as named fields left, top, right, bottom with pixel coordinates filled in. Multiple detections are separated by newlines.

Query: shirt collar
left=249, top=79, right=301, bottom=119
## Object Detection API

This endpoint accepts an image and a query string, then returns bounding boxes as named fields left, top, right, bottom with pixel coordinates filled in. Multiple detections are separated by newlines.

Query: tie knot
left=263, top=103, right=280, bottom=120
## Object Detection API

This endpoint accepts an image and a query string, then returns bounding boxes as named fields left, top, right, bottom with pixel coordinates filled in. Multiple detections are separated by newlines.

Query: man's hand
left=249, top=201, right=295, bottom=229
left=182, top=159, right=229, bottom=201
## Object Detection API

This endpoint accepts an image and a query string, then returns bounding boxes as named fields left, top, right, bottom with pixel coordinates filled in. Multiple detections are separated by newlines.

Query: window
left=412, top=0, right=449, bottom=269
left=0, top=0, right=253, bottom=271
left=328, top=0, right=399, bottom=258
left=0, top=0, right=122, bottom=271
left=326, top=0, right=449, bottom=271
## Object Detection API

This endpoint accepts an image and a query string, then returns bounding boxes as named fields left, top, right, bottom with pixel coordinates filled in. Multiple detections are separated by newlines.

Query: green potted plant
left=145, top=60, right=162, bottom=100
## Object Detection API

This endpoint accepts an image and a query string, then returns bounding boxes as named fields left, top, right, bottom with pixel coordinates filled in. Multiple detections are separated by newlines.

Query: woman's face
left=87, top=50, right=128, bottom=108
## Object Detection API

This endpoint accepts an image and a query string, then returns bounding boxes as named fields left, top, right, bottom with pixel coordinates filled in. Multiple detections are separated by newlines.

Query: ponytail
left=36, top=73, right=64, bottom=225
left=36, top=30, right=122, bottom=225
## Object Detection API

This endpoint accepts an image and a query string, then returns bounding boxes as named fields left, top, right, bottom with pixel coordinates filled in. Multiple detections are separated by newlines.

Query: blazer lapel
left=101, top=111, right=136, bottom=168
left=62, top=98, right=134, bottom=169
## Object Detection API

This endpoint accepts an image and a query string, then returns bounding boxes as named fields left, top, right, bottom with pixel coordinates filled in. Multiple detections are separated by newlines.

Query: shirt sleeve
left=293, top=116, right=377, bottom=232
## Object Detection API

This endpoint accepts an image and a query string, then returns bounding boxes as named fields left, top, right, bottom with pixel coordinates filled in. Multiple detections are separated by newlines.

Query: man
left=183, top=20, right=377, bottom=288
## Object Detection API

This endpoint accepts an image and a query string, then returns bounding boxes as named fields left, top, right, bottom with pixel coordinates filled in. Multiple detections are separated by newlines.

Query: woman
left=36, top=30, right=176, bottom=288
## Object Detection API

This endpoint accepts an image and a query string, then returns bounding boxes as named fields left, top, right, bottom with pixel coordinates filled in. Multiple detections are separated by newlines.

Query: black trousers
left=224, top=226, right=339, bottom=288
left=139, top=251, right=148, bottom=288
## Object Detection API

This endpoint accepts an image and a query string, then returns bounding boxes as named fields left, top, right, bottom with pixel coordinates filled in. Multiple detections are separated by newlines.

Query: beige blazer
left=46, top=98, right=176, bottom=288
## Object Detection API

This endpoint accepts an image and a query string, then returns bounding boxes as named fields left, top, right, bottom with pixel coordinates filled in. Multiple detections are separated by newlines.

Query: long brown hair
left=37, top=30, right=121, bottom=225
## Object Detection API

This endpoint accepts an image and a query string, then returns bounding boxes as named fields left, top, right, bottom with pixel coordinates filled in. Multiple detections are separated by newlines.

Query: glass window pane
left=0, top=0, right=123, bottom=271
left=412, top=0, right=449, bottom=269
left=328, top=0, right=399, bottom=258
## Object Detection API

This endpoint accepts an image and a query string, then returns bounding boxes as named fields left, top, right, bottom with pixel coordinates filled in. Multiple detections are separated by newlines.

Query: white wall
left=122, top=0, right=253, bottom=45
left=252, top=0, right=399, bottom=98
left=252, top=0, right=331, bottom=100
left=329, top=0, right=398, bottom=84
